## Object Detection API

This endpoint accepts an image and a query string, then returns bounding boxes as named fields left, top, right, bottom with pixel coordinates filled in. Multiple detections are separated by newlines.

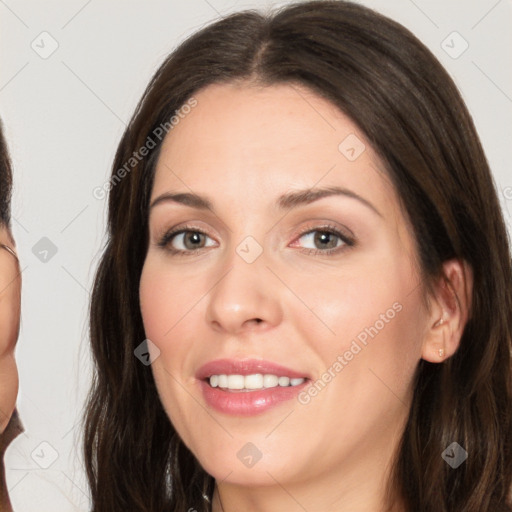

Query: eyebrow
left=149, top=185, right=382, bottom=217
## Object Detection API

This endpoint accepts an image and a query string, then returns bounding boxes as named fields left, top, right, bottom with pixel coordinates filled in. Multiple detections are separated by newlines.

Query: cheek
left=288, top=262, right=424, bottom=464
left=302, top=249, right=424, bottom=392
left=139, top=259, right=203, bottom=435
left=139, top=259, right=201, bottom=344
left=139, top=265, right=168, bottom=343
left=299, top=259, right=402, bottom=342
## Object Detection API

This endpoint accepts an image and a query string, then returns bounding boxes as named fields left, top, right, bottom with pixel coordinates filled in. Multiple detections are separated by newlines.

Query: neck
left=212, top=474, right=404, bottom=512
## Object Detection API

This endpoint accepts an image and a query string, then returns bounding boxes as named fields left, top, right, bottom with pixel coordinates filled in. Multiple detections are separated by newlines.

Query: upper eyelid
left=294, top=222, right=354, bottom=239
left=149, top=200, right=360, bottom=237
left=158, top=222, right=348, bottom=237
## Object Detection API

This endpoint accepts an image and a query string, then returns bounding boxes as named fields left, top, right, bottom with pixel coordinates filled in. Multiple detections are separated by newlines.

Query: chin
left=189, top=438, right=304, bottom=487
left=204, top=460, right=292, bottom=487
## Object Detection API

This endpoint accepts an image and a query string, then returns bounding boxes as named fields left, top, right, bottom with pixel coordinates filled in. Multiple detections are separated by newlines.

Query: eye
left=291, top=224, right=355, bottom=256
left=157, top=226, right=216, bottom=256
left=157, top=222, right=355, bottom=257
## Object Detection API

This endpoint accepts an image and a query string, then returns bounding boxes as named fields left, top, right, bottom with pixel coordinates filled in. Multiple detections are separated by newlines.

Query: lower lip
left=199, top=379, right=308, bottom=416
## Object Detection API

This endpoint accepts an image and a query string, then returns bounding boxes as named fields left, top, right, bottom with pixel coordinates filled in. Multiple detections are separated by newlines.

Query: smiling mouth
left=206, top=373, right=307, bottom=392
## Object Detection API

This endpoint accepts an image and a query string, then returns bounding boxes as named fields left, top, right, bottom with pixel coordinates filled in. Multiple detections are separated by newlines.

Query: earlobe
left=420, top=259, right=473, bottom=363
left=421, top=313, right=449, bottom=363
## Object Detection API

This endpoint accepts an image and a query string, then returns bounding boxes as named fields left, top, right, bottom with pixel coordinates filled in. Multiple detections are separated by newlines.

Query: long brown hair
left=0, top=118, right=13, bottom=228
left=83, top=1, right=512, bottom=510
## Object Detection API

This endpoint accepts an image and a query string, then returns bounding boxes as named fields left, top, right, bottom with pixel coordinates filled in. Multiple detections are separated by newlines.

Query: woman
left=0, top=119, right=22, bottom=512
left=83, top=1, right=512, bottom=510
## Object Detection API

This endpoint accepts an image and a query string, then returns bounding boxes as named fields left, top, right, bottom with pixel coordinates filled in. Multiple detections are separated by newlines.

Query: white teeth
left=278, top=376, right=290, bottom=386
left=263, top=374, right=278, bottom=388
left=245, top=374, right=264, bottom=389
left=227, top=375, right=245, bottom=389
left=208, top=373, right=305, bottom=390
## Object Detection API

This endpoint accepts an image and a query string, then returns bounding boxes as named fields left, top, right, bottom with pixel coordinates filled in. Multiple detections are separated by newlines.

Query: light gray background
left=1, top=0, right=511, bottom=510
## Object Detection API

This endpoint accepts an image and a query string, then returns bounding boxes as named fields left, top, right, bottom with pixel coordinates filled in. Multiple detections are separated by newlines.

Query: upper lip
left=196, top=358, right=310, bottom=380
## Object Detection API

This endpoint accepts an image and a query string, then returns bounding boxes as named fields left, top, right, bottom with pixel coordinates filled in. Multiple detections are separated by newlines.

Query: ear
left=421, top=258, right=473, bottom=363
left=0, top=228, right=21, bottom=433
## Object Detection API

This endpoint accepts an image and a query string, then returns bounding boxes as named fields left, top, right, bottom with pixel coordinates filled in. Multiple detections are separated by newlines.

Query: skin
left=139, top=82, right=472, bottom=512
left=0, top=225, right=20, bottom=435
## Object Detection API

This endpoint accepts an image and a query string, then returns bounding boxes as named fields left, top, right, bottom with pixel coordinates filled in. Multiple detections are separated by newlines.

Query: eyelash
left=156, top=223, right=355, bottom=257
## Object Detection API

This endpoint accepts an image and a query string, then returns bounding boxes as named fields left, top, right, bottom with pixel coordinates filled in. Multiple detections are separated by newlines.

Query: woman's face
left=139, top=82, right=437, bottom=488
left=0, top=225, right=20, bottom=434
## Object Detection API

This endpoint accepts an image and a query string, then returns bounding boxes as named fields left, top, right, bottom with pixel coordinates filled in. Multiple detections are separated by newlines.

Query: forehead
left=152, top=82, right=400, bottom=223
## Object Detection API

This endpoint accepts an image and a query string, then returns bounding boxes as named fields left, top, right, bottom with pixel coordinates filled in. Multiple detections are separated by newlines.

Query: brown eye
left=295, top=226, right=354, bottom=255
left=180, top=231, right=207, bottom=250
left=311, top=231, right=340, bottom=250
left=158, top=227, right=216, bottom=256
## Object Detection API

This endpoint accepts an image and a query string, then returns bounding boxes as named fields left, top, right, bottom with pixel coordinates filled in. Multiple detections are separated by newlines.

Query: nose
left=205, top=248, right=283, bottom=336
